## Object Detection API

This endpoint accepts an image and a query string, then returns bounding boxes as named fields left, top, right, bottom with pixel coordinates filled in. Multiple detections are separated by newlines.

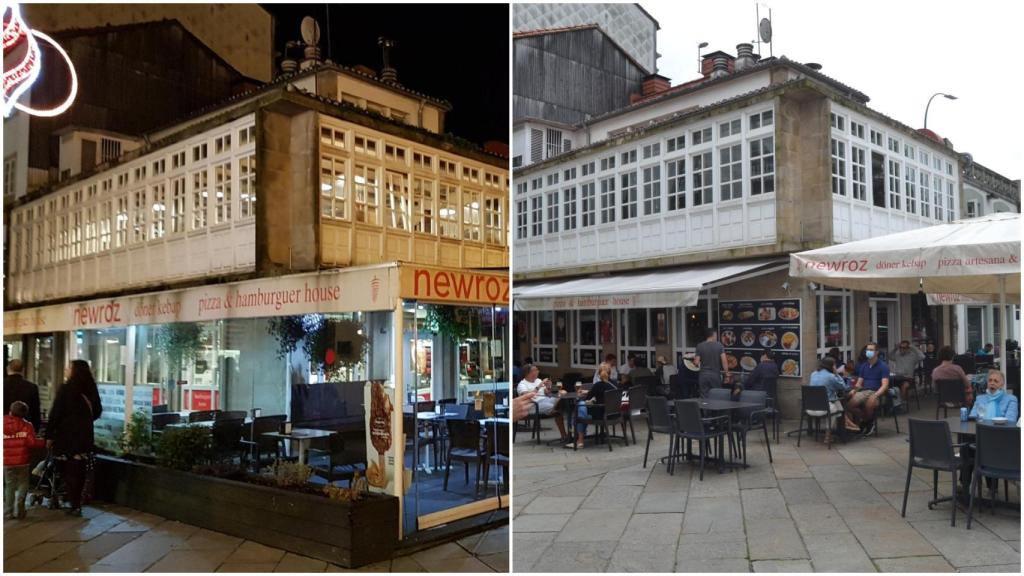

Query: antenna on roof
left=756, top=3, right=773, bottom=58
left=299, top=16, right=322, bottom=70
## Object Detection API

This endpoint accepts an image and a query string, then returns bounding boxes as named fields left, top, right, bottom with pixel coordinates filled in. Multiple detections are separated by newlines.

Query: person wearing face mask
left=846, top=342, right=890, bottom=436
left=969, top=369, right=1019, bottom=422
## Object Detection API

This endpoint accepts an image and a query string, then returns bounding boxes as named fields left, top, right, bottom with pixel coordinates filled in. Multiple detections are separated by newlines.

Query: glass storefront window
left=571, top=310, right=600, bottom=367
left=967, top=306, right=984, bottom=353
left=75, top=328, right=127, bottom=451
left=619, top=309, right=654, bottom=368
left=531, top=310, right=556, bottom=365
left=817, top=290, right=853, bottom=362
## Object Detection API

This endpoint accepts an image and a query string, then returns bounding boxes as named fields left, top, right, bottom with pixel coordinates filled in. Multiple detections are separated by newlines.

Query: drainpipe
left=418, top=99, right=426, bottom=129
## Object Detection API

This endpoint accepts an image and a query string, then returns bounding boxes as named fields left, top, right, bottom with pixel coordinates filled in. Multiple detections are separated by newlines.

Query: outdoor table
left=478, top=417, right=511, bottom=426
left=260, top=428, right=335, bottom=464
left=689, top=399, right=763, bottom=470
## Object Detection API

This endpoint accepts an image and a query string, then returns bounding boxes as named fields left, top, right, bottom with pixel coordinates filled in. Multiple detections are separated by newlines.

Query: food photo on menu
left=719, top=299, right=802, bottom=376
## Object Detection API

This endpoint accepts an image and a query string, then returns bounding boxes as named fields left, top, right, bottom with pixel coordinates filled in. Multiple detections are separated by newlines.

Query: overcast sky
left=648, top=0, right=1022, bottom=179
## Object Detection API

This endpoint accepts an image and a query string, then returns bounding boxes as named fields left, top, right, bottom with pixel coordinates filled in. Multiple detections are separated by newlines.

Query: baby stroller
left=28, top=452, right=65, bottom=510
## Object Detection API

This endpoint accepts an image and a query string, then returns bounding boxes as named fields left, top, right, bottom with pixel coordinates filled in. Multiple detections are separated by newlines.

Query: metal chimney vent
left=379, top=37, right=398, bottom=84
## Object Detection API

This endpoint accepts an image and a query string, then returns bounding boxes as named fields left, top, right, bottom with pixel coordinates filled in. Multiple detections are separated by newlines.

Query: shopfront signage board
left=718, top=299, right=802, bottom=378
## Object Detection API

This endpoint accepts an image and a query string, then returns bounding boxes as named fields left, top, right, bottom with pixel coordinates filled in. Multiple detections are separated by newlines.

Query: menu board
left=718, top=299, right=802, bottom=378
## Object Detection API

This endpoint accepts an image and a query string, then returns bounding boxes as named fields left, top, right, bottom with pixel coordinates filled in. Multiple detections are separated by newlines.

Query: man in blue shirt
left=847, top=342, right=889, bottom=436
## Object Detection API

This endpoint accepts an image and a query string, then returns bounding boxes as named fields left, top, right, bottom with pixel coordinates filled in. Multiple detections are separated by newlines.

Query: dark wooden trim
left=94, top=455, right=398, bottom=568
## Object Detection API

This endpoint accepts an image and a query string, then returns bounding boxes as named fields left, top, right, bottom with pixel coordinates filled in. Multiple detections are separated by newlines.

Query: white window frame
left=571, top=309, right=602, bottom=369
left=642, top=164, right=661, bottom=215
left=620, top=171, right=638, bottom=219
left=692, top=151, right=713, bottom=206
left=667, top=158, right=686, bottom=210
left=749, top=136, right=774, bottom=196
left=831, top=138, right=847, bottom=196
left=718, top=143, right=742, bottom=202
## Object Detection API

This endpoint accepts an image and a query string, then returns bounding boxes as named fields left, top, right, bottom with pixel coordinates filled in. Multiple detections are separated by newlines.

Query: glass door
left=869, top=299, right=900, bottom=356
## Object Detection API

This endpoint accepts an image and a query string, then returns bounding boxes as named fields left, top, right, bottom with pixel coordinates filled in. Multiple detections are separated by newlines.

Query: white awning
left=513, top=259, right=787, bottom=311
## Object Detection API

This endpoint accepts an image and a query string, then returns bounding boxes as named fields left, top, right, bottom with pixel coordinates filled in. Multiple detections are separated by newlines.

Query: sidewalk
left=4, top=502, right=507, bottom=572
left=513, top=396, right=1021, bottom=572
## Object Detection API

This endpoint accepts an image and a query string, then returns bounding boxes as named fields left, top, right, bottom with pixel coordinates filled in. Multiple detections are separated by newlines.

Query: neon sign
left=3, top=3, right=78, bottom=118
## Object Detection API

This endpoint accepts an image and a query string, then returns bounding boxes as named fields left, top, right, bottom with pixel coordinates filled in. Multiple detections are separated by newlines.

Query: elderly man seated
left=517, top=364, right=569, bottom=441
left=969, top=369, right=1019, bottom=422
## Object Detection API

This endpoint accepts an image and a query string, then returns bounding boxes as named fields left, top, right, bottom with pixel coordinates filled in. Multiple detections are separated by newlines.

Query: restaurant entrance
left=870, top=297, right=900, bottom=353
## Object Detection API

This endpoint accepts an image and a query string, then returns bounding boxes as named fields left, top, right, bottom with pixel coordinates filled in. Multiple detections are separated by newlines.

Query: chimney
left=630, top=93, right=643, bottom=104
left=701, top=50, right=735, bottom=78
left=735, top=43, right=755, bottom=71
left=711, top=55, right=730, bottom=79
left=280, top=56, right=298, bottom=76
left=300, top=44, right=321, bottom=70
left=378, top=37, right=398, bottom=84
left=805, top=62, right=823, bottom=71
left=641, top=74, right=671, bottom=98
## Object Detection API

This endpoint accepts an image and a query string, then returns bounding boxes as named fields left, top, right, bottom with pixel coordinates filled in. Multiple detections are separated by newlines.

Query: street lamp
left=697, top=42, right=708, bottom=74
left=924, top=92, right=957, bottom=130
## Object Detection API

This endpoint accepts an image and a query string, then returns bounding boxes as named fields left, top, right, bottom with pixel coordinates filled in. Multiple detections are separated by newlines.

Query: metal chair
left=151, top=412, right=181, bottom=432
left=919, top=358, right=938, bottom=396
left=188, top=410, right=220, bottom=423
left=763, top=377, right=781, bottom=442
left=217, top=410, right=248, bottom=421
left=240, top=414, right=287, bottom=469
left=482, top=421, right=510, bottom=492
left=671, top=400, right=732, bottom=481
left=901, top=418, right=968, bottom=527
left=444, top=419, right=485, bottom=492
left=210, top=418, right=245, bottom=463
left=967, top=423, right=1021, bottom=529
left=643, top=396, right=676, bottom=469
left=735, top=390, right=773, bottom=466
left=152, top=404, right=169, bottom=414
left=624, top=386, right=646, bottom=444
left=935, top=379, right=967, bottom=419
left=575, top=388, right=629, bottom=451
left=797, top=386, right=843, bottom=448
left=954, top=354, right=976, bottom=376
left=308, top=432, right=367, bottom=486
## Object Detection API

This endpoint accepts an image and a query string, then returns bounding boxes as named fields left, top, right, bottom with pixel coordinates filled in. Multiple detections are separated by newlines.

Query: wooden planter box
left=94, top=455, right=399, bottom=568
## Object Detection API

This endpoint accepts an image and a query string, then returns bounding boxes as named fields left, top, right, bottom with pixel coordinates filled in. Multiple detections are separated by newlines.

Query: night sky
left=263, top=3, right=508, bottom=146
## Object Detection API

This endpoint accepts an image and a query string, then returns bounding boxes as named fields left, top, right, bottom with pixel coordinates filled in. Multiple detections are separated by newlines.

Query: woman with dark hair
left=45, top=360, right=102, bottom=516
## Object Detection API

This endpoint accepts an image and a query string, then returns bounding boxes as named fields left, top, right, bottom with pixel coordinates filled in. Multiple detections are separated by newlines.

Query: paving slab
left=957, top=564, right=1024, bottom=572
left=145, top=547, right=234, bottom=572
left=216, top=562, right=279, bottom=572
left=788, top=503, right=850, bottom=536
left=606, top=546, right=677, bottom=573
left=873, top=556, right=955, bottom=572
left=511, top=532, right=552, bottom=572
left=808, top=464, right=862, bottom=483
left=673, top=557, right=750, bottom=572
left=741, top=487, right=790, bottom=520
left=675, top=536, right=748, bottom=561
left=752, top=559, right=814, bottom=572
left=802, top=532, right=876, bottom=572
left=512, top=513, right=571, bottom=533
left=635, top=491, right=687, bottom=513
left=523, top=496, right=586, bottom=515
left=745, top=517, right=808, bottom=561
left=3, top=541, right=80, bottom=572
left=223, top=541, right=287, bottom=564
left=580, top=485, right=642, bottom=510
left=478, top=550, right=508, bottom=573
left=556, top=509, right=629, bottom=543
left=616, top=513, right=683, bottom=549
left=529, top=542, right=615, bottom=572
left=911, top=519, right=1020, bottom=568
left=778, top=478, right=829, bottom=505
left=682, top=496, right=744, bottom=536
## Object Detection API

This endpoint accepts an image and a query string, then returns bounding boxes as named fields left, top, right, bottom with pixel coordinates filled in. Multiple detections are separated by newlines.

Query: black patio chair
left=934, top=378, right=967, bottom=419
left=561, top=372, right=585, bottom=387
left=643, top=395, right=676, bottom=469
left=210, top=418, right=245, bottom=463
left=954, top=354, right=976, bottom=376
left=671, top=400, right=732, bottom=481
left=308, top=432, right=367, bottom=486
left=624, top=386, right=646, bottom=444
left=919, top=358, right=938, bottom=396
left=240, top=414, right=287, bottom=469
left=404, top=413, right=440, bottom=473
left=575, top=388, right=629, bottom=452
left=444, top=418, right=485, bottom=492
left=152, top=404, right=169, bottom=414
left=669, top=373, right=687, bottom=400
left=188, top=410, right=220, bottom=423
left=763, top=377, right=781, bottom=442
left=217, top=410, right=248, bottom=421
left=483, top=421, right=510, bottom=492
left=877, top=388, right=902, bottom=434
left=735, top=390, right=773, bottom=466
left=438, top=397, right=458, bottom=406
left=151, top=412, right=181, bottom=432
left=706, top=388, right=732, bottom=402
left=967, top=423, right=1021, bottom=529
left=797, top=386, right=843, bottom=449
left=901, top=418, right=969, bottom=527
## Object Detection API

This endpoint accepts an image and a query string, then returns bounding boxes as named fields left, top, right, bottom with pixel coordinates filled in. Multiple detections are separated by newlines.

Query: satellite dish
left=301, top=16, right=321, bottom=45
left=759, top=18, right=772, bottom=43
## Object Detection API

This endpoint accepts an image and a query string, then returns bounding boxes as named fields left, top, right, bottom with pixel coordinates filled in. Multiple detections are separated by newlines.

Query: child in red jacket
left=4, top=401, right=45, bottom=519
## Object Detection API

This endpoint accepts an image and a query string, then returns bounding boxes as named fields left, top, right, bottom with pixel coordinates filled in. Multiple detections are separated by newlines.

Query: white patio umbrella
left=790, top=213, right=1022, bottom=371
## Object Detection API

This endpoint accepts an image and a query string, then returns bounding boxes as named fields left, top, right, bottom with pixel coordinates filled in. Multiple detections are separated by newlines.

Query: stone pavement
left=513, top=397, right=1021, bottom=572
left=3, top=503, right=508, bottom=572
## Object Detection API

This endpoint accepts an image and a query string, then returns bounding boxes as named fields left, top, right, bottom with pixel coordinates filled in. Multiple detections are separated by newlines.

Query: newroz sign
left=4, top=265, right=395, bottom=336
left=399, top=266, right=509, bottom=306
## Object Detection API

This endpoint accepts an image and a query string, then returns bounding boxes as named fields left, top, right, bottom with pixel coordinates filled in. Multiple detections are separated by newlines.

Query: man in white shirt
left=618, top=354, right=637, bottom=386
left=517, top=364, right=568, bottom=440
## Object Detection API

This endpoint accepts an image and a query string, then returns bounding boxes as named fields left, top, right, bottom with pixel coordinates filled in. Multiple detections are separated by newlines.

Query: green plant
left=192, top=461, right=247, bottom=480
left=156, top=426, right=212, bottom=471
left=425, top=306, right=478, bottom=342
left=261, top=459, right=313, bottom=488
left=118, top=410, right=152, bottom=457
left=268, top=315, right=370, bottom=378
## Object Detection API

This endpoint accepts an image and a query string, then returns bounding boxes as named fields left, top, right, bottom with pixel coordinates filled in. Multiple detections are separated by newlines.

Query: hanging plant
left=267, top=316, right=307, bottom=359
left=154, top=323, right=205, bottom=376
left=425, top=306, right=478, bottom=342
left=268, top=315, right=370, bottom=378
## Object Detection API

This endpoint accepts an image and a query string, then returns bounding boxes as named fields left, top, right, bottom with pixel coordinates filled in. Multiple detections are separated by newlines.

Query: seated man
left=744, top=349, right=779, bottom=393
left=970, top=369, right=1019, bottom=422
left=517, top=364, right=568, bottom=441
left=571, top=366, right=618, bottom=448
left=846, top=342, right=889, bottom=436
left=889, top=340, right=924, bottom=405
